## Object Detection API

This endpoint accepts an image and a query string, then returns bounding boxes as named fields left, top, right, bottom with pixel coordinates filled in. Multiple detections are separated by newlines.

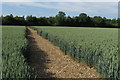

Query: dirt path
left=26, top=28, right=101, bottom=78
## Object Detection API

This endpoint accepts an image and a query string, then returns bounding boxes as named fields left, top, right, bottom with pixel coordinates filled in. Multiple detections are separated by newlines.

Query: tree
left=2, top=14, right=15, bottom=25
left=48, top=17, right=56, bottom=26
left=92, top=16, right=106, bottom=27
left=86, top=16, right=94, bottom=26
left=65, top=16, right=73, bottom=26
left=26, top=15, right=38, bottom=26
left=55, top=11, right=66, bottom=26
left=118, top=18, right=120, bottom=27
left=78, top=13, right=88, bottom=26
left=37, top=17, right=49, bottom=26
left=110, top=19, right=118, bottom=27
left=14, top=16, right=26, bottom=25
left=1, top=12, right=118, bottom=28
left=0, top=15, right=3, bottom=25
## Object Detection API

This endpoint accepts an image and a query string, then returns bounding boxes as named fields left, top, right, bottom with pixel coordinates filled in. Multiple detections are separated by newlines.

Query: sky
left=1, top=0, right=119, bottom=19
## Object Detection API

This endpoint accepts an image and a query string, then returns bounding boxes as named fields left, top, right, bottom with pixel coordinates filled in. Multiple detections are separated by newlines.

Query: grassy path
left=26, top=28, right=101, bottom=78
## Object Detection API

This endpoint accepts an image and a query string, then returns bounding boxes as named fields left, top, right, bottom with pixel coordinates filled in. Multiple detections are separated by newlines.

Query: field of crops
left=30, top=26, right=119, bottom=79
left=2, top=26, right=33, bottom=78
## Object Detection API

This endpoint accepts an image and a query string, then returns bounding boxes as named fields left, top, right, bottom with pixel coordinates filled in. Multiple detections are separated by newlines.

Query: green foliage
left=1, top=11, right=118, bottom=28
left=2, top=14, right=26, bottom=25
left=30, top=26, right=119, bottom=79
left=55, top=11, right=66, bottom=26
left=2, top=26, right=33, bottom=78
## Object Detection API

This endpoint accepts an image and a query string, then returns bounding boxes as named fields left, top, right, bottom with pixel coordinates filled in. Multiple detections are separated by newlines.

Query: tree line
left=0, top=11, right=119, bottom=28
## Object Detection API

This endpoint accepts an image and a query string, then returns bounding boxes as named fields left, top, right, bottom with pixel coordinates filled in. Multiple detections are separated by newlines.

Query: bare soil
left=26, top=28, right=101, bottom=78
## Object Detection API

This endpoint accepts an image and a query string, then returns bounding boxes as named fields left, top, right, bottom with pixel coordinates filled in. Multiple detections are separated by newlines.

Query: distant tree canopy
left=0, top=11, right=119, bottom=28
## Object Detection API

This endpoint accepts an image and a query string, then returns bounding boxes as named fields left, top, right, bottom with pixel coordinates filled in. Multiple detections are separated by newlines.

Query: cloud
left=1, top=0, right=119, bottom=2
left=6, top=2, right=117, bottom=15
left=2, top=0, right=32, bottom=2
left=4, top=2, right=117, bottom=11
left=2, top=2, right=118, bottom=18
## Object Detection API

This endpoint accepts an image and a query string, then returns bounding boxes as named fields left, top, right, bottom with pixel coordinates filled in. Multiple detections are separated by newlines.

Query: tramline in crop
left=30, top=26, right=119, bottom=79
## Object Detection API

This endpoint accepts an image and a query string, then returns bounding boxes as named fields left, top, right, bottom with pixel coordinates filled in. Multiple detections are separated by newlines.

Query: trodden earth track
left=26, top=28, right=101, bottom=78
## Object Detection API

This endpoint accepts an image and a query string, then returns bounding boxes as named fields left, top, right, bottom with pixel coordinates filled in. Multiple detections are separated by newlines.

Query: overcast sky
left=1, top=0, right=119, bottom=19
